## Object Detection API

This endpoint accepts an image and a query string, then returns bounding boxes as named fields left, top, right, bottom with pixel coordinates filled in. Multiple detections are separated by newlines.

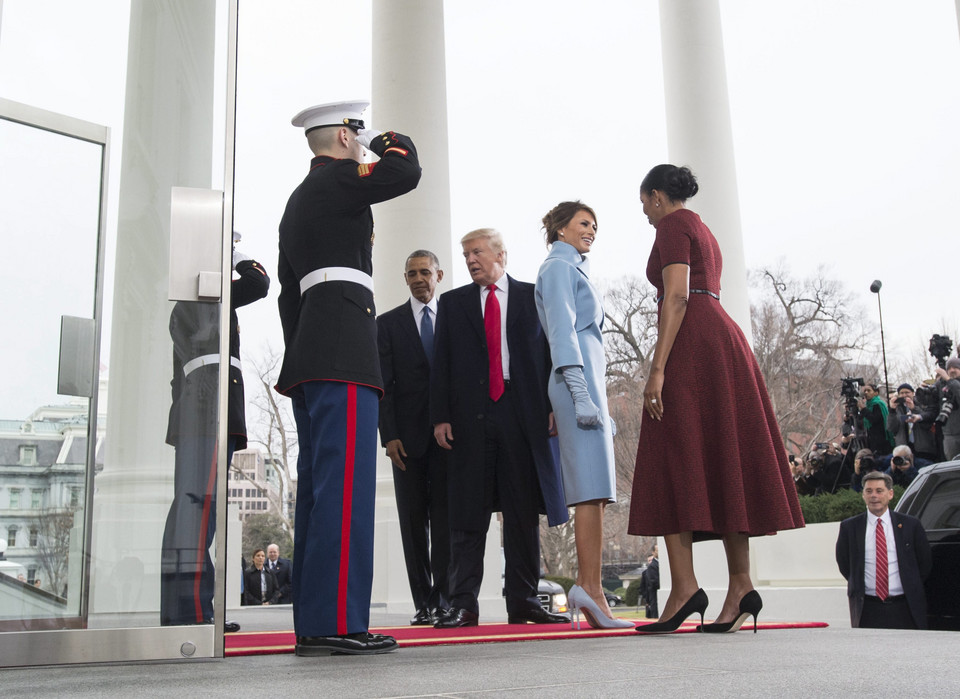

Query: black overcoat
left=430, top=277, right=568, bottom=530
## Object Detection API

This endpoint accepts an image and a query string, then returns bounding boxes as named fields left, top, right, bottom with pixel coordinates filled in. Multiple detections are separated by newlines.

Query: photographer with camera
left=851, top=447, right=883, bottom=492
left=886, top=383, right=921, bottom=448
left=803, top=441, right=852, bottom=495
left=882, top=445, right=928, bottom=489
left=934, top=357, right=960, bottom=461
left=909, top=381, right=942, bottom=462
left=856, top=384, right=894, bottom=457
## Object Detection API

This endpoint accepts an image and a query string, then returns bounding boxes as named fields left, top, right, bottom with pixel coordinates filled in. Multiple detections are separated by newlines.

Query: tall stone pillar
left=371, top=0, right=504, bottom=616
left=659, top=0, right=752, bottom=339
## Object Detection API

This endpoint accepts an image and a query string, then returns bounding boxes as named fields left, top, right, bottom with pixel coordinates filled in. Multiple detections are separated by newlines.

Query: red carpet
left=225, top=619, right=829, bottom=656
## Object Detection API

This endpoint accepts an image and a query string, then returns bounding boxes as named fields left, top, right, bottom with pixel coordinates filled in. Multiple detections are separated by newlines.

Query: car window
left=918, top=477, right=960, bottom=530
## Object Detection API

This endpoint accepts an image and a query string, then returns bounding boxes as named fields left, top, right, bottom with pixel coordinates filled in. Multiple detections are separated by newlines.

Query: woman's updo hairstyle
left=639, top=164, right=699, bottom=203
left=542, top=200, right=597, bottom=246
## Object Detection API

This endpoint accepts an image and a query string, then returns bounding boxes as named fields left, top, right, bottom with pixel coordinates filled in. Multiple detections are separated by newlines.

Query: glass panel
left=0, top=119, right=101, bottom=628
left=0, top=0, right=233, bottom=664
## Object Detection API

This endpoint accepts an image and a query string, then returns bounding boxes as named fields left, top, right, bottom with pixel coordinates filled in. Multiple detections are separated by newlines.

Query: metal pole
left=871, top=280, right=890, bottom=395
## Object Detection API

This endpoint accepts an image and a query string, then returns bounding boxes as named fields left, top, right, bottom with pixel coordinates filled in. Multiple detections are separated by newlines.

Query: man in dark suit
left=378, top=250, right=451, bottom=626
left=836, top=471, right=932, bottom=629
left=265, top=543, right=293, bottom=604
left=431, top=228, right=569, bottom=628
left=276, top=100, right=421, bottom=656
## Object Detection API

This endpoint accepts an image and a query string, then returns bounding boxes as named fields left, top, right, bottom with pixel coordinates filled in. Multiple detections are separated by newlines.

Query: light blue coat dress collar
left=547, top=240, right=590, bottom=277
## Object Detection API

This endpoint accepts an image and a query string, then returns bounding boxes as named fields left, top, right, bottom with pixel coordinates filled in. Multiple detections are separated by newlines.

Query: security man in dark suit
left=265, top=543, right=293, bottom=604
left=836, top=471, right=932, bottom=629
left=161, top=241, right=269, bottom=632
left=431, top=228, right=569, bottom=628
left=378, top=250, right=450, bottom=626
left=276, top=100, right=421, bottom=656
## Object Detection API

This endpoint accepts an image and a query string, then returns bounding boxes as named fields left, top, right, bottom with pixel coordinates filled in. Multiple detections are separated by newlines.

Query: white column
left=659, top=0, right=752, bottom=340
left=370, top=0, right=506, bottom=616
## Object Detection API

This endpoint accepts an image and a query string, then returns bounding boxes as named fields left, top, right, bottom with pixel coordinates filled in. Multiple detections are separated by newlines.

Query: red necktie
left=484, top=284, right=504, bottom=401
left=875, top=519, right=889, bottom=601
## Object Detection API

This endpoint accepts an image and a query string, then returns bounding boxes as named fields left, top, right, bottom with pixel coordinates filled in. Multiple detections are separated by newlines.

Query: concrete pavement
left=3, top=605, right=960, bottom=697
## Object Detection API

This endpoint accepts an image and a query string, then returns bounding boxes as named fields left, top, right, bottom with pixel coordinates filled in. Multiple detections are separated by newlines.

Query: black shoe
left=507, top=608, right=571, bottom=624
left=698, top=590, right=763, bottom=634
left=223, top=620, right=241, bottom=633
left=635, top=588, right=709, bottom=634
left=295, top=632, right=398, bottom=656
left=410, top=608, right=435, bottom=626
left=434, top=607, right=478, bottom=628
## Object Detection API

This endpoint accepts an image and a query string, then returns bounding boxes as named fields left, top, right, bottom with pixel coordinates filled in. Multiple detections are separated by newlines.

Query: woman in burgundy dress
left=629, top=164, right=803, bottom=634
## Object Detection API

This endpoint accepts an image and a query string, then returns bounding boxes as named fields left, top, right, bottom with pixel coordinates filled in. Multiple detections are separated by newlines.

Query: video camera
left=929, top=334, right=954, bottom=370
left=840, top=377, right=864, bottom=434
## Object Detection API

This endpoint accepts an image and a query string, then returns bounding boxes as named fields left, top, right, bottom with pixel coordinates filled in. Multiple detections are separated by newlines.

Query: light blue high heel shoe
left=568, top=584, right=636, bottom=629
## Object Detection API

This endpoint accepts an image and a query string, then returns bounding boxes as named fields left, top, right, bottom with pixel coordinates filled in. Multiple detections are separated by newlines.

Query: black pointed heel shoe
left=699, top=590, right=763, bottom=633
left=635, top=588, right=709, bottom=634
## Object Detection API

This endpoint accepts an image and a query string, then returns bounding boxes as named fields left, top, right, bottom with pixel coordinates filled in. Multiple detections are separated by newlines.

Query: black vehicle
left=895, top=459, right=960, bottom=630
left=604, top=590, right=624, bottom=608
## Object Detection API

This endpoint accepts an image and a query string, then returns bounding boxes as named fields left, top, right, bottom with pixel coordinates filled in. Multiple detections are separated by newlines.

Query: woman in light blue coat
left=535, top=201, right=632, bottom=630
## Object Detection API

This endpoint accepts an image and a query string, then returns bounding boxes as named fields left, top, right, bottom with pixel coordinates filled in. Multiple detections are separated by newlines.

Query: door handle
left=168, top=186, right=224, bottom=301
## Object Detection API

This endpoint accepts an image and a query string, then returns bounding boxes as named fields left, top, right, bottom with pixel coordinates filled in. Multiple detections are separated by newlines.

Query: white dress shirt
left=864, top=509, right=904, bottom=596
left=409, top=295, right=438, bottom=338
left=479, top=272, right=510, bottom=380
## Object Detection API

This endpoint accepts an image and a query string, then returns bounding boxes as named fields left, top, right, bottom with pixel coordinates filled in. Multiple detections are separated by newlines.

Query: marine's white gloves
left=356, top=128, right=382, bottom=149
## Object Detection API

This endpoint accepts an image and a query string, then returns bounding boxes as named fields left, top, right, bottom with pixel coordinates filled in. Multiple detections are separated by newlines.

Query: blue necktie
left=420, top=307, right=434, bottom=365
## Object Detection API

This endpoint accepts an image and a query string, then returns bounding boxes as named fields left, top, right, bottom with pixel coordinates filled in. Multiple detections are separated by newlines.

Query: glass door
left=0, top=0, right=237, bottom=666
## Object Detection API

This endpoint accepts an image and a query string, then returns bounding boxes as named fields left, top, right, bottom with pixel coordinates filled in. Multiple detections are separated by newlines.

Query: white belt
left=183, top=354, right=242, bottom=377
left=300, top=266, right=375, bottom=295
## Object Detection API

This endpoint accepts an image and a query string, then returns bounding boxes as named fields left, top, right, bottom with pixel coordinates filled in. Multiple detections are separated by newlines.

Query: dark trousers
left=860, top=595, right=917, bottom=630
left=447, top=389, right=542, bottom=616
left=160, top=435, right=237, bottom=626
left=393, top=440, right=450, bottom=612
left=291, top=381, right=378, bottom=637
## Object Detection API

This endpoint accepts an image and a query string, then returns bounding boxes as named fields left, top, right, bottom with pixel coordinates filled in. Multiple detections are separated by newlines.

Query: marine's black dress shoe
left=433, top=607, right=479, bottom=628
left=410, top=608, right=435, bottom=626
left=295, top=632, right=398, bottom=656
left=223, top=620, right=241, bottom=633
left=507, top=609, right=570, bottom=624
left=507, top=608, right=571, bottom=625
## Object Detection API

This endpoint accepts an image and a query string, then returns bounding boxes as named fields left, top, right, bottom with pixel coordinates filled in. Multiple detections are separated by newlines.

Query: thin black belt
left=656, top=288, right=719, bottom=304
left=865, top=594, right=906, bottom=604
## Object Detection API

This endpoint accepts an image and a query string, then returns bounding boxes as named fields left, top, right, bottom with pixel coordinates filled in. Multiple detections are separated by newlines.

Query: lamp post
left=870, top=280, right=890, bottom=396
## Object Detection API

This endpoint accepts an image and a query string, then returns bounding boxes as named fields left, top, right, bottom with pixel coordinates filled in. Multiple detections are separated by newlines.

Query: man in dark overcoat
left=431, top=228, right=568, bottom=628
left=276, top=100, right=421, bottom=656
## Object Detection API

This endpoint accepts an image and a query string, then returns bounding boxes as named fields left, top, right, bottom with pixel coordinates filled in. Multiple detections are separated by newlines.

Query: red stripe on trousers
left=337, top=384, right=358, bottom=634
left=194, top=443, right=218, bottom=623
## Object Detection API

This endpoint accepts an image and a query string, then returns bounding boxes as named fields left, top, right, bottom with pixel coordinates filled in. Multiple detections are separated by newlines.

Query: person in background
left=243, top=549, right=280, bottom=606
left=836, top=471, right=931, bottom=629
left=265, top=544, right=293, bottom=604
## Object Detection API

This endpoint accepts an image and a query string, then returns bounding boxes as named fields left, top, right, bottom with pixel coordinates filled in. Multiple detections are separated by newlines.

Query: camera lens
left=892, top=456, right=905, bottom=466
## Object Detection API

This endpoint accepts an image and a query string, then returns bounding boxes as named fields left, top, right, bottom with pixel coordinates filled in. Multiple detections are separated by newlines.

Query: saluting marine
left=276, top=99, right=421, bottom=656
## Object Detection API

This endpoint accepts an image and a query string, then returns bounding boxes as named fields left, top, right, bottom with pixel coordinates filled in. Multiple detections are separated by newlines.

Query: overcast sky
left=2, top=0, right=959, bottom=421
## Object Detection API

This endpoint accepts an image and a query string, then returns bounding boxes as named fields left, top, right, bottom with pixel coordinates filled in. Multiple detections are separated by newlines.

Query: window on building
left=27, top=567, right=37, bottom=583
left=31, top=490, right=43, bottom=509
left=19, top=444, right=38, bottom=465
left=9, top=488, right=21, bottom=509
left=70, top=487, right=81, bottom=508
left=7, top=526, right=18, bottom=547
left=29, top=529, right=38, bottom=547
